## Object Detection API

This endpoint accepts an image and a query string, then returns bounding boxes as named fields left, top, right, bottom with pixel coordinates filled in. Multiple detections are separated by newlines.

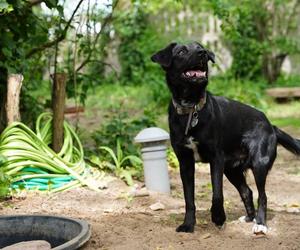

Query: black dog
left=151, top=42, right=300, bottom=234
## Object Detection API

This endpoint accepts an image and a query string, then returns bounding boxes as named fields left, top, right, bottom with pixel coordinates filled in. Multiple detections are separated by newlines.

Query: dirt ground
left=1, top=140, right=300, bottom=249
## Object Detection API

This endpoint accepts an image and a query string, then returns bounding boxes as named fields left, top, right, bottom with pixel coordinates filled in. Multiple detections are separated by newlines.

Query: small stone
left=85, top=177, right=107, bottom=189
left=150, top=201, right=165, bottom=211
left=129, top=187, right=149, bottom=197
left=289, top=203, right=300, bottom=208
left=202, top=233, right=211, bottom=239
left=286, top=207, right=300, bottom=213
left=104, top=208, right=113, bottom=213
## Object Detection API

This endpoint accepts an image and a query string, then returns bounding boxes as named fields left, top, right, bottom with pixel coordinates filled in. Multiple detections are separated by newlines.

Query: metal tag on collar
left=191, top=111, right=198, bottom=127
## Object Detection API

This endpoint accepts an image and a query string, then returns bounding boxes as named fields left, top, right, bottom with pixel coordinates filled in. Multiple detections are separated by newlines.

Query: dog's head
left=151, top=42, right=215, bottom=101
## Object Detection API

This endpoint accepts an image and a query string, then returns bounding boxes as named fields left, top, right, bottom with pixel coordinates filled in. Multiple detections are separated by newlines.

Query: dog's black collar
left=172, top=93, right=207, bottom=135
left=172, top=93, right=206, bottom=115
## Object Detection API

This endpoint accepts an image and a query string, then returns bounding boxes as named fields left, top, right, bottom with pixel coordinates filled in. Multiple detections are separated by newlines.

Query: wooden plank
left=64, top=106, right=84, bottom=114
left=266, top=87, right=300, bottom=98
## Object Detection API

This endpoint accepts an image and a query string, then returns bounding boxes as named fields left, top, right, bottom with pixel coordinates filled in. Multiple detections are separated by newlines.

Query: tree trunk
left=51, top=73, right=67, bottom=153
left=262, top=53, right=287, bottom=84
left=6, top=74, right=23, bottom=124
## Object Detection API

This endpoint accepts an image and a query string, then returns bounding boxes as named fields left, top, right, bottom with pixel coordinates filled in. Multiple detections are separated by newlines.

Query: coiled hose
left=0, top=112, right=103, bottom=193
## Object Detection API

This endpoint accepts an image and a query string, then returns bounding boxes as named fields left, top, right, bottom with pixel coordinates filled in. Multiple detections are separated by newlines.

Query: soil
left=1, top=141, right=300, bottom=249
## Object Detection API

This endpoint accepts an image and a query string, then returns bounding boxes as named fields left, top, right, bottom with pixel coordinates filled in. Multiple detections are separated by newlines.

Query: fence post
left=6, top=74, right=23, bottom=124
left=51, top=73, right=67, bottom=153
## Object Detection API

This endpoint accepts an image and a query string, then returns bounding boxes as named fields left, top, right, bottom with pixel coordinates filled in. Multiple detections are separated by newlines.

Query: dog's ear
left=151, top=42, right=177, bottom=68
left=206, top=49, right=215, bottom=63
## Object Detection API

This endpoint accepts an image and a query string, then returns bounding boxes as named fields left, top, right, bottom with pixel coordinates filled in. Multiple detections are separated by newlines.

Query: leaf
left=99, top=146, right=119, bottom=169
left=44, top=0, right=58, bottom=9
left=104, top=162, right=116, bottom=171
left=116, top=138, right=123, bottom=163
left=0, top=185, right=9, bottom=199
left=90, top=155, right=102, bottom=166
left=0, top=2, right=13, bottom=13
left=121, top=155, right=142, bottom=167
left=1, top=47, right=12, bottom=58
left=56, top=5, right=64, bottom=17
left=119, top=169, right=134, bottom=186
left=0, top=155, right=7, bottom=166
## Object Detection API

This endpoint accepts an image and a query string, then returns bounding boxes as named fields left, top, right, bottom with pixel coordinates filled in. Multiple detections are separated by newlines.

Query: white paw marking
left=238, top=216, right=255, bottom=223
left=252, top=224, right=268, bottom=235
left=238, top=216, right=246, bottom=223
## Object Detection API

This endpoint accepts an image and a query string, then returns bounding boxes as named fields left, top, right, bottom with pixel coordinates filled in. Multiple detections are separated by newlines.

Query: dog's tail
left=273, top=126, right=300, bottom=155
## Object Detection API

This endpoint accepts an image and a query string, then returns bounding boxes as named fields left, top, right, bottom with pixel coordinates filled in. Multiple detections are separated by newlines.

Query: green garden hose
left=0, top=112, right=103, bottom=193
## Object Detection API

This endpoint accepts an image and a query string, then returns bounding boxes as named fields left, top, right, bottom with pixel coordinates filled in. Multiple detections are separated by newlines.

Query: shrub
left=92, top=109, right=157, bottom=162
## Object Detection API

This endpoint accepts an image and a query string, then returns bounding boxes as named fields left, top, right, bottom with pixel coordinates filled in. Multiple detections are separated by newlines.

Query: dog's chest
left=184, top=136, right=203, bottom=162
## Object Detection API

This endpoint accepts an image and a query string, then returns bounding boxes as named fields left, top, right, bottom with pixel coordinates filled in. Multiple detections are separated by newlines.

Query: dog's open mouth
left=181, top=66, right=206, bottom=80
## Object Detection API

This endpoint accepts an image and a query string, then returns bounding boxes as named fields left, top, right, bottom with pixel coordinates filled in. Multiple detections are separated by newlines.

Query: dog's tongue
left=186, top=70, right=206, bottom=77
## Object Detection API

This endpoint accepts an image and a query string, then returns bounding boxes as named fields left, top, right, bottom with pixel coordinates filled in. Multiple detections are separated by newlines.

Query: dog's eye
left=178, top=49, right=187, bottom=56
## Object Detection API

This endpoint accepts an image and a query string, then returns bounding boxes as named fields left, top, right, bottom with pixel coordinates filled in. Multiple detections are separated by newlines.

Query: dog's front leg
left=210, top=154, right=226, bottom=227
left=174, top=146, right=196, bottom=233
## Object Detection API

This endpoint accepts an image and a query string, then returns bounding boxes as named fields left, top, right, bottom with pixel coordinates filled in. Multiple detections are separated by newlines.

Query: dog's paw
left=238, top=215, right=255, bottom=223
left=176, top=223, right=194, bottom=233
left=216, top=223, right=226, bottom=230
left=211, top=207, right=226, bottom=226
left=252, top=223, right=268, bottom=235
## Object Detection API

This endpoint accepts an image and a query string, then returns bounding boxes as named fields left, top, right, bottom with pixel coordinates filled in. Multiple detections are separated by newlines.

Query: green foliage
left=267, top=101, right=300, bottom=127
left=98, top=139, right=143, bottom=186
left=0, top=1, right=13, bottom=13
left=209, top=0, right=300, bottom=83
left=114, top=0, right=167, bottom=85
left=64, top=8, right=114, bottom=105
left=210, top=0, right=264, bottom=79
left=271, top=117, right=300, bottom=128
left=167, top=148, right=179, bottom=169
left=90, top=106, right=156, bottom=184
left=149, top=79, right=171, bottom=108
left=0, top=0, right=61, bottom=73
left=92, top=108, right=157, bottom=160
left=208, top=76, right=269, bottom=109
left=0, top=0, right=65, bottom=129
left=115, top=1, right=147, bottom=84
left=0, top=155, right=10, bottom=199
left=274, top=74, right=300, bottom=87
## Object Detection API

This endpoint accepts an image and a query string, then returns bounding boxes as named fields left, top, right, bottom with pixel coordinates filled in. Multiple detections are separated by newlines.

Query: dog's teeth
left=184, top=70, right=206, bottom=78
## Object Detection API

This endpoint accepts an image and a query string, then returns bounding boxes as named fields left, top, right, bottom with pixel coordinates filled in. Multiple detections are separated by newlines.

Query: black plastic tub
left=0, top=215, right=91, bottom=249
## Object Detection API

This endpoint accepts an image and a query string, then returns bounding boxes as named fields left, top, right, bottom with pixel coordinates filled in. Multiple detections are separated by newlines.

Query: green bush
left=92, top=109, right=157, bottom=162
left=208, top=76, right=269, bottom=110
left=99, top=139, right=143, bottom=186
left=274, top=74, right=300, bottom=87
